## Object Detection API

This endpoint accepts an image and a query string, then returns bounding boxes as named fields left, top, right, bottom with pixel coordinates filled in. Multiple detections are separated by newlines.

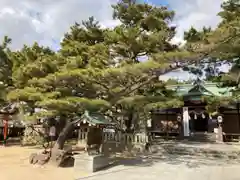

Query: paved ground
left=76, top=142, right=240, bottom=180
left=78, top=163, right=240, bottom=180
left=1, top=143, right=240, bottom=180
left=76, top=157, right=240, bottom=180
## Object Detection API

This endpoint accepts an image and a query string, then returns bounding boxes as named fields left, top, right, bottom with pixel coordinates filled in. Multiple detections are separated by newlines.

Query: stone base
left=74, top=153, right=111, bottom=173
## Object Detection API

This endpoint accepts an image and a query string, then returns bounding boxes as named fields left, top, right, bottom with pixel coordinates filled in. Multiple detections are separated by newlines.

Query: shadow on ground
left=75, top=141, right=240, bottom=180
left=110, top=140, right=240, bottom=169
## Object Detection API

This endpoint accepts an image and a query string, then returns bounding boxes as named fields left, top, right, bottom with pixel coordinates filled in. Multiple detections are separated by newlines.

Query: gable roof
left=166, top=82, right=234, bottom=97
left=80, top=111, right=115, bottom=127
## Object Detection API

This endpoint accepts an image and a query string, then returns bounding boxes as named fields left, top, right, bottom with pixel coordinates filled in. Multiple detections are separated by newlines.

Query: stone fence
left=103, top=131, right=149, bottom=144
left=78, top=129, right=150, bottom=153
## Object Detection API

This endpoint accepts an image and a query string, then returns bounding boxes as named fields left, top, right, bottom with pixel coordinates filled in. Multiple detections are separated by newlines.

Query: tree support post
left=3, top=114, right=8, bottom=146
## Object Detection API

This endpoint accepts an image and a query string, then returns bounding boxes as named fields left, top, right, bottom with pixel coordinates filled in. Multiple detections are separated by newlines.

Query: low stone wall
left=78, top=130, right=149, bottom=154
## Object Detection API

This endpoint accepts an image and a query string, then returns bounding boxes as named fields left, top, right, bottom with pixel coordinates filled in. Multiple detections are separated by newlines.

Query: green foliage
left=0, top=0, right=200, bottom=127
left=144, top=98, right=184, bottom=111
left=4, top=0, right=240, bottom=129
left=185, top=0, right=240, bottom=58
left=218, top=0, right=240, bottom=25
left=183, top=0, right=240, bottom=95
left=203, top=96, right=233, bottom=113
left=184, top=26, right=211, bottom=43
left=209, top=0, right=240, bottom=91
left=110, top=0, right=177, bottom=63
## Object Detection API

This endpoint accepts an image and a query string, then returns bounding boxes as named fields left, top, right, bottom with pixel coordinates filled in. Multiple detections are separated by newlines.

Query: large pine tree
left=0, top=0, right=205, bottom=156
left=184, top=0, right=240, bottom=110
left=6, top=0, right=189, bottom=122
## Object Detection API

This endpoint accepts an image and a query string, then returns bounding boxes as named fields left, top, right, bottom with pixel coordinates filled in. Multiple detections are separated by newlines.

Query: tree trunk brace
left=3, top=114, right=8, bottom=146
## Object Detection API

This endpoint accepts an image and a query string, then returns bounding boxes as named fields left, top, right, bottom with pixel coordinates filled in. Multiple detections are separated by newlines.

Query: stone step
left=149, top=135, right=231, bottom=159
left=150, top=133, right=217, bottom=143
left=149, top=142, right=240, bottom=161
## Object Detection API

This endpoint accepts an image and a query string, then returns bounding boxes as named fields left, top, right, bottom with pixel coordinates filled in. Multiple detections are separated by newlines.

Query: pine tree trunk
left=49, top=119, right=80, bottom=166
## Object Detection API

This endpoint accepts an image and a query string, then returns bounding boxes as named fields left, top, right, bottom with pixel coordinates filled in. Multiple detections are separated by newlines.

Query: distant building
left=149, top=80, right=236, bottom=142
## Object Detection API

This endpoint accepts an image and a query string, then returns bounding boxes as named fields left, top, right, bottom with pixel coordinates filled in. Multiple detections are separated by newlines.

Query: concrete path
left=76, top=141, right=240, bottom=180
left=76, top=160, right=240, bottom=180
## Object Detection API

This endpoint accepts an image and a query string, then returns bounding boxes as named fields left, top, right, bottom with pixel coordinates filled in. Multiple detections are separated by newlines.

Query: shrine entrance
left=189, top=109, right=209, bottom=132
left=194, top=115, right=208, bottom=132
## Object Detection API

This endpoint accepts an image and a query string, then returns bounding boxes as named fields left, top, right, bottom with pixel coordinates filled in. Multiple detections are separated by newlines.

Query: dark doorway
left=189, top=113, right=208, bottom=132
left=194, top=116, right=208, bottom=132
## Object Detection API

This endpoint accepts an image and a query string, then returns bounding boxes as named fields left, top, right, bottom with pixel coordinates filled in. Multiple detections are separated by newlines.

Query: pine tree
left=184, top=0, right=240, bottom=110
left=6, top=0, right=191, bottom=121
left=3, top=0, right=203, bottom=160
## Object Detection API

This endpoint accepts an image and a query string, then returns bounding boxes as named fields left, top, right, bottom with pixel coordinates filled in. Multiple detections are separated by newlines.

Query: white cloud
left=0, top=0, right=226, bottom=50
left=160, top=0, right=227, bottom=81
left=168, top=0, right=225, bottom=45
left=0, top=0, right=119, bottom=50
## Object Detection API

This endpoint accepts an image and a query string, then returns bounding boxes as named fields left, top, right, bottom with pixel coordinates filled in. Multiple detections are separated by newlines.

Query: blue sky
left=150, top=0, right=169, bottom=6
left=0, top=0, right=226, bottom=80
left=140, top=0, right=169, bottom=5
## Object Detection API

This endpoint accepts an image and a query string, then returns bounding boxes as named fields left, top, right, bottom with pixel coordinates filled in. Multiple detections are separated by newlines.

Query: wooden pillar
left=3, top=114, right=8, bottom=146
left=237, top=102, right=240, bottom=134
left=166, top=110, right=169, bottom=139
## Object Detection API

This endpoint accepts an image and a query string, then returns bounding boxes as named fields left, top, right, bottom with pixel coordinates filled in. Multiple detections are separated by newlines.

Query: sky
left=0, top=0, right=227, bottom=80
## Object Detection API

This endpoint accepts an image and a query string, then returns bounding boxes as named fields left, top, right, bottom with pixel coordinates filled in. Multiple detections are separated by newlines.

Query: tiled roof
left=166, top=82, right=234, bottom=97
left=81, top=111, right=115, bottom=126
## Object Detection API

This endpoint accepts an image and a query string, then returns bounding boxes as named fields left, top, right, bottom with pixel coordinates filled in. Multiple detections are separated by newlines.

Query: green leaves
left=112, top=0, right=174, bottom=30
left=203, top=96, right=233, bottom=113
left=109, top=0, right=177, bottom=63
left=144, top=98, right=184, bottom=111
left=218, top=0, right=240, bottom=25
left=185, top=1, right=240, bottom=59
left=36, top=97, right=110, bottom=114
left=7, top=87, right=43, bottom=102
left=0, top=1, right=194, bottom=124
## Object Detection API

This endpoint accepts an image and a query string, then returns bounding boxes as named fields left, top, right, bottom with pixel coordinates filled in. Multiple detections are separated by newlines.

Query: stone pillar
left=217, top=116, right=223, bottom=143
left=183, top=107, right=190, bottom=137
left=217, top=125, right=223, bottom=143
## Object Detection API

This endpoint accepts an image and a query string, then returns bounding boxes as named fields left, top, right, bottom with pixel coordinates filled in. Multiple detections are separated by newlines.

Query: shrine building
left=149, top=80, right=239, bottom=141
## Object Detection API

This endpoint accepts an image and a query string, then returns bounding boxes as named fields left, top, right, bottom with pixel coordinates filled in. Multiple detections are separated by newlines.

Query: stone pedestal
left=214, top=127, right=223, bottom=143
left=74, top=153, right=111, bottom=173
